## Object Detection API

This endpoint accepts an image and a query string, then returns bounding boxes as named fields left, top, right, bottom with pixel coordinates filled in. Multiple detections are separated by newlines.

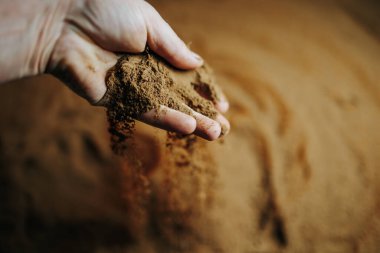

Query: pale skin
left=0, top=0, right=230, bottom=140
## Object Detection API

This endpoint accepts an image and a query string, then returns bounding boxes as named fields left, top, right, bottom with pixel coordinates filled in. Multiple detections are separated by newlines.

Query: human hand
left=8, top=0, right=230, bottom=140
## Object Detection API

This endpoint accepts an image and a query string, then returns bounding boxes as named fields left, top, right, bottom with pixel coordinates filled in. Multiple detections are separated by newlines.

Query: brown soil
left=100, top=51, right=220, bottom=154
left=0, top=0, right=380, bottom=253
left=99, top=51, right=221, bottom=251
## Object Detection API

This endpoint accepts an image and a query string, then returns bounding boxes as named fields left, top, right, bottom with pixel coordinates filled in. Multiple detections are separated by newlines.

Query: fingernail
left=191, top=51, right=203, bottom=63
left=207, top=122, right=222, bottom=141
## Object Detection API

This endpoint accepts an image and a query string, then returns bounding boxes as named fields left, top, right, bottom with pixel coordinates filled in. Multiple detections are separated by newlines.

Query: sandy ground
left=0, top=0, right=380, bottom=252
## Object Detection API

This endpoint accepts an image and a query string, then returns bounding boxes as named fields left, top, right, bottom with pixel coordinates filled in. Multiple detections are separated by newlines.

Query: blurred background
left=0, top=0, right=379, bottom=252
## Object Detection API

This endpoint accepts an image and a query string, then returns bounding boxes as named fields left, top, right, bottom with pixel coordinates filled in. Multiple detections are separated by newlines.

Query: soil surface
left=0, top=0, right=380, bottom=252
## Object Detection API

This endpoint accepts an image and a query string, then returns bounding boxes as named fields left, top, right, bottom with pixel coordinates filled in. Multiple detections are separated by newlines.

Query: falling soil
left=99, top=51, right=221, bottom=250
left=99, top=50, right=222, bottom=155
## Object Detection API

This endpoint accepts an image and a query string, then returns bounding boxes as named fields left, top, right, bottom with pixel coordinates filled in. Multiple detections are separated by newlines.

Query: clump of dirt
left=99, top=50, right=222, bottom=154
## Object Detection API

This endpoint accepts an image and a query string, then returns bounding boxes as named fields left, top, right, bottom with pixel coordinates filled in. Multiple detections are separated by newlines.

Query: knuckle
left=121, top=30, right=147, bottom=53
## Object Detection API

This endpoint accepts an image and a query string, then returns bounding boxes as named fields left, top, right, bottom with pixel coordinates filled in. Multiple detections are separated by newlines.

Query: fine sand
left=0, top=0, right=379, bottom=252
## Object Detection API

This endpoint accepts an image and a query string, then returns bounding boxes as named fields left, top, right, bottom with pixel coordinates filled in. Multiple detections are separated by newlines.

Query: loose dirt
left=99, top=51, right=222, bottom=154
left=100, top=52, right=221, bottom=250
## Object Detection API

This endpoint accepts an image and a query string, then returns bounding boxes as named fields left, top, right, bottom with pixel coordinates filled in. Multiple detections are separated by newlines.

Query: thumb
left=144, top=2, right=203, bottom=70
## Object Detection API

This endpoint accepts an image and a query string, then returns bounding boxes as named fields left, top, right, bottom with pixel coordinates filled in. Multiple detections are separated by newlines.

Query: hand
left=1, top=0, right=230, bottom=140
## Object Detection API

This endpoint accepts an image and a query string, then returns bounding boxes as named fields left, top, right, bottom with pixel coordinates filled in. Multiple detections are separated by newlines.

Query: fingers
left=189, top=91, right=230, bottom=138
left=188, top=105, right=230, bottom=140
left=143, top=2, right=203, bottom=70
left=139, top=105, right=230, bottom=141
left=215, top=113, right=231, bottom=135
left=139, top=106, right=196, bottom=134
left=192, top=111, right=221, bottom=141
left=191, top=78, right=229, bottom=113
left=67, top=0, right=148, bottom=53
left=199, top=91, right=229, bottom=113
left=215, top=93, right=230, bottom=113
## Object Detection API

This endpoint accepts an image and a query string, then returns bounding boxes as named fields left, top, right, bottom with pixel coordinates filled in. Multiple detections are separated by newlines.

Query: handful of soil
left=99, top=51, right=223, bottom=154
left=99, top=52, right=223, bottom=249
